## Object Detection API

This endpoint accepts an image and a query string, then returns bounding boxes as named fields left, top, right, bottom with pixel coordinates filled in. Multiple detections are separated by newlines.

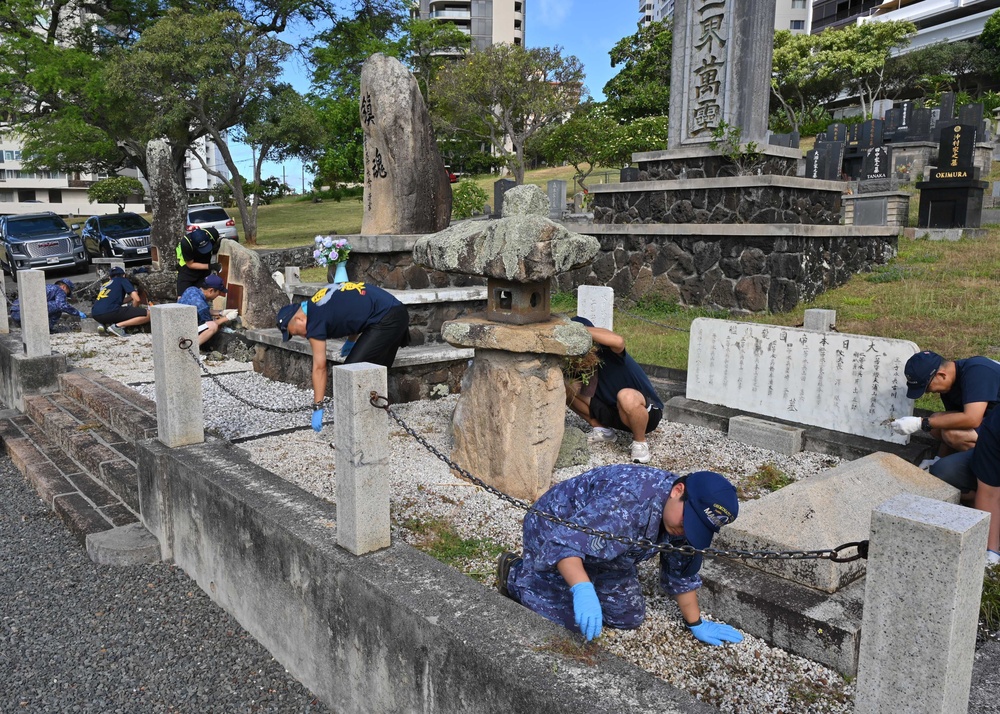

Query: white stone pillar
left=577, top=285, right=614, bottom=330
left=150, top=304, right=204, bottom=447
left=804, top=308, right=836, bottom=332
left=333, top=362, right=391, bottom=555
left=0, top=282, right=9, bottom=334
left=854, top=494, right=989, bottom=714
left=18, top=270, right=50, bottom=357
left=283, top=266, right=301, bottom=300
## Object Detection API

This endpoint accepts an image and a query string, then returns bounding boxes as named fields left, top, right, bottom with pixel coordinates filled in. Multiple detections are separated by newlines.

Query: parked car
left=81, top=212, right=152, bottom=264
left=0, top=212, right=87, bottom=274
left=187, top=204, right=238, bottom=241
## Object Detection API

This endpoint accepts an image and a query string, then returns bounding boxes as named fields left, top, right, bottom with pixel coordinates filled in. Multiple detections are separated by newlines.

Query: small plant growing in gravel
left=738, top=462, right=794, bottom=500
left=982, top=563, right=1000, bottom=631
left=401, top=516, right=504, bottom=583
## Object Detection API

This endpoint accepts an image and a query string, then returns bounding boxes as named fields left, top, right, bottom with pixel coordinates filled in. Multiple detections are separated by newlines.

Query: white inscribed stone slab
left=686, top=318, right=919, bottom=443
left=577, top=286, right=614, bottom=330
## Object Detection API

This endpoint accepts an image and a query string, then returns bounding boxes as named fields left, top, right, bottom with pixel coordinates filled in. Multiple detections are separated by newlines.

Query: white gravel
left=51, top=330, right=855, bottom=714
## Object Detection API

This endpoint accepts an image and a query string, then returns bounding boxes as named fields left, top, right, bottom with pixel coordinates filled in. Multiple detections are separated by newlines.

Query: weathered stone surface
left=216, top=239, right=289, bottom=329
left=502, top=184, right=550, bottom=218
left=442, top=315, right=591, bottom=356
left=360, top=54, right=451, bottom=235
left=413, top=216, right=599, bottom=282
left=451, top=350, right=565, bottom=500
left=555, top=426, right=589, bottom=469
left=713, top=452, right=959, bottom=593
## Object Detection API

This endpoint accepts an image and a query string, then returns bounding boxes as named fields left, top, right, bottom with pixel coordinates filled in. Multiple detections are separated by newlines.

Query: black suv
left=0, top=212, right=87, bottom=274
left=81, top=212, right=152, bottom=264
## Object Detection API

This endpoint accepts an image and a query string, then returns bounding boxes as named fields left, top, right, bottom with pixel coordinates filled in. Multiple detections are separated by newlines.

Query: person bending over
left=11, top=279, right=85, bottom=332
left=90, top=267, right=150, bottom=338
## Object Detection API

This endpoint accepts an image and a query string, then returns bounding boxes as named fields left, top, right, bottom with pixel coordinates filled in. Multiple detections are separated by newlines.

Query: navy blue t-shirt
left=593, top=345, right=664, bottom=411
left=942, top=357, right=1000, bottom=412
left=91, top=277, right=135, bottom=317
left=304, top=282, right=401, bottom=340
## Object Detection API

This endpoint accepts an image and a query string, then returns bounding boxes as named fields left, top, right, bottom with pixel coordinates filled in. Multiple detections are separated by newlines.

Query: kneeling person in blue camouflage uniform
left=498, top=465, right=744, bottom=645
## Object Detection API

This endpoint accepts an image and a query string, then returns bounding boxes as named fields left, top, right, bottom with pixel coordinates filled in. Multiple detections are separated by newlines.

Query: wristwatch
left=921, top=416, right=932, bottom=432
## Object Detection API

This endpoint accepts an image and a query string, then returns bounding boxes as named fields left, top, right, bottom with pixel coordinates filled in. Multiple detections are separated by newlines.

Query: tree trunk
left=146, top=138, right=188, bottom=271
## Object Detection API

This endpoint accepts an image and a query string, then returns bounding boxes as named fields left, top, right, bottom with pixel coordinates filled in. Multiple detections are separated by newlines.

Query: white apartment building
left=859, top=0, right=1000, bottom=55
left=641, top=0, right=812, bottom=34
left=411, top=0, right=526, bottom=52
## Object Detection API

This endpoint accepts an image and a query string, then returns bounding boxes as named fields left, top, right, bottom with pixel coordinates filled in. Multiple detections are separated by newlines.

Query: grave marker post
left=18, top=269, right=50, bottom=357
left=151, top=304, right=204, bottom=447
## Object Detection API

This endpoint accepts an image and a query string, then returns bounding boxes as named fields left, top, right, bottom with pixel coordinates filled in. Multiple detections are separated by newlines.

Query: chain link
left=370, top=393, right=867, bottom=563
left=179, top=339, right=331, bottom=414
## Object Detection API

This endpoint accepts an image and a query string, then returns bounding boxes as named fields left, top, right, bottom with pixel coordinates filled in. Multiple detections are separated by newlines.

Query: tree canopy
left=87, top=176, right=145, bottom=212
left=603, top=20, right=671, bottom=122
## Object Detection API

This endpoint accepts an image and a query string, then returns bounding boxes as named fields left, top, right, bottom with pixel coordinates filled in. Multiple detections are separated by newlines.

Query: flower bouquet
left=313, top=235, right=352, bottom=267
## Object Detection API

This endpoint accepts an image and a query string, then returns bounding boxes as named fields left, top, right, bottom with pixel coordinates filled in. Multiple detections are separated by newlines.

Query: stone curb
left=86, top=522, right=161, bottom=566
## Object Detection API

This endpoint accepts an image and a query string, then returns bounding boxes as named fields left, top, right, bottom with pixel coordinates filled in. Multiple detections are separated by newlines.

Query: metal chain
left=178, top=339, right=331, bottom=414
left=370, top=393, right=867, bottom=563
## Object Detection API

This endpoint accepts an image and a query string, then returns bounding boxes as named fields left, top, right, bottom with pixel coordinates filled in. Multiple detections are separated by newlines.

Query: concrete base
left=698, top=556, right=864, bottom=676
left=0, top=334, right=67, bottom=410
left=86, top=522, right=161, bottom=565
left=904, top=227, right=989, bottom=241
left=728, top=415, right=803, bottom=455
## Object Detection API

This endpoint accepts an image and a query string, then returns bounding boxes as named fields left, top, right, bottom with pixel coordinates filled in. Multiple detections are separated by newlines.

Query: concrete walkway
left=0, top=454, right=328, bottom=713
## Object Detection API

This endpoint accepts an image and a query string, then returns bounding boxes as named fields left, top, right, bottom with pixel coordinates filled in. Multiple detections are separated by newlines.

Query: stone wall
left=558, top=225, right=899, bottom=314
left=636, top=153, right=799, bottom=180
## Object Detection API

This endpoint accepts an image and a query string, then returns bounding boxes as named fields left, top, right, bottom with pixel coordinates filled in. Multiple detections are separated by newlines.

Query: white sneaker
left=631, top=441, right=651, bottom=464
left=588, top=427, right=617, bottom=443
left=987, top=550, right=1000, bottom=569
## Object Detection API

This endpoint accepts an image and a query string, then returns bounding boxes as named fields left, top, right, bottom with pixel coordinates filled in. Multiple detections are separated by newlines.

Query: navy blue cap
left=904, top=351, right=943, bottom=400
left=188, top=228, right=214, bottom=255
left=109, top=267, right=125, bottom=277
left=682, top=471, right=738, bottom=551
left=571, top=315, right=594, bottom=328
left=276, top=302, right=301, bottom=342
left=202, top=274, right=227, bottom=295
left=57, top=279, right=75, bottom=295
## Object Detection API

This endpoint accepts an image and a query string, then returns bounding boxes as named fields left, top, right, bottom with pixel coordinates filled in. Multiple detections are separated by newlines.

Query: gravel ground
left=0, top=455, right=328, bottom=713
left=43, top=330, right=859, bottom=713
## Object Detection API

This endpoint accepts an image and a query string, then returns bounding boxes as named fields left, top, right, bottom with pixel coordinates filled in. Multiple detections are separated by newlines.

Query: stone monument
left=916, top=123, right=988, bottom=228
left=360, top=53, right=452, bottom=235
left=413, top=185, right=599, bottom=499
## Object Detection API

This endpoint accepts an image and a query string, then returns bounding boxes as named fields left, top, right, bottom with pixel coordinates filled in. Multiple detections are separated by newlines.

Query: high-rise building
left=858, top=0, right=1000, bottom=55
left=641, top=0, right=811, bottom=34
left=812, top=0, right=882, bottom=33
left=412, top=0, right=526, bottom=52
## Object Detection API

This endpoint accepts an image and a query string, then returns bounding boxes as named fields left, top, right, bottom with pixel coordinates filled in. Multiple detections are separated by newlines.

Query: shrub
left=452, top=179, right=489, bottom=220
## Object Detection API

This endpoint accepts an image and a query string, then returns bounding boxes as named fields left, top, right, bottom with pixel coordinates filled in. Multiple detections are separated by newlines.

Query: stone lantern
left=412, top=185, right=600, bottom=499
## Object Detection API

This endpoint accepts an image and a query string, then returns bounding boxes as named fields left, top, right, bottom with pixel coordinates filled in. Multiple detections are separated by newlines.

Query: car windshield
left=6, top=216, right=70, bottom=237
left=101, top=214, right=149, bottom=232
left=190, top=208, right=230, bottom=223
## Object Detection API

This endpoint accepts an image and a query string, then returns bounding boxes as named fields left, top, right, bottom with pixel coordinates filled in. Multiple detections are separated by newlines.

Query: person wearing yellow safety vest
left=176, top=227, right=221, bottom=296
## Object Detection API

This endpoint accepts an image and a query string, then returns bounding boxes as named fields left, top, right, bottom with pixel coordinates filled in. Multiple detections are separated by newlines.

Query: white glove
left=890, top=416, right=922, bottom=435
left=918, top=456, right=940, bottom=471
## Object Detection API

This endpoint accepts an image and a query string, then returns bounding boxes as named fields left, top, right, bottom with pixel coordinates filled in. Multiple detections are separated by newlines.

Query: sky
left=228, top=0, right=641, bottom=192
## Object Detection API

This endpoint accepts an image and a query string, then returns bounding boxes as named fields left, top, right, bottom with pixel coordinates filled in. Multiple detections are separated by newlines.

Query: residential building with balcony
left=858, top=0, right=1000, bottom=54
left=641, top=0, right=811, bottom=33
left=412, top=0, right=525, bottom=52
left=813, top=0, right=883, bottom=32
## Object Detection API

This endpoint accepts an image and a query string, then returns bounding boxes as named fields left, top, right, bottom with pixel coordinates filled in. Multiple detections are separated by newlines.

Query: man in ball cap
left=10, top=278, right=85, bottom=332
left=275, top=281, right=410, bottom=432
left=90, top=267, right=150, bottom=338
left=178, top=274, right=231, bottom=347
left=176, top=226, right=221, bottom=296
left=497, top=466, right=743, bottom=646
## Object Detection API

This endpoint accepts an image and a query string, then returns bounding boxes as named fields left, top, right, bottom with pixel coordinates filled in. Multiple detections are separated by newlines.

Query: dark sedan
left=82, top=212, right=152, bottom=264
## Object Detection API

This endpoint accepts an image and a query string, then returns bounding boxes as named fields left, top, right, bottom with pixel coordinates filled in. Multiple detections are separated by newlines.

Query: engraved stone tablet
left=686, top=318, right=919, bottom=443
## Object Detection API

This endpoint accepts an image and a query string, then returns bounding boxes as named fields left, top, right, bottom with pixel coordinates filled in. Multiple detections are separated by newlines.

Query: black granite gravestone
left=806, top=141, right=846, bottom=181
left=908, top=108, right=932, bottom=142
left=936, top=123, right=978, bottom=171
left=883, top=109, right=901, bottom=142
left=958, top=103, right=984, bottom=133
left=939, top=92, right=956, bottom=122
left=861, top=146, right=891, bottom=181
left=858, top=120, right=884, bottom=149
left=768, top=132, right=800, bottom=148
left=493, top=178, right=517, bottom=218
left=620, top=167, right=641, bottom=183
left=916, top=122, right=987, bottom=228
left=848, top=123, right=860, bottom=147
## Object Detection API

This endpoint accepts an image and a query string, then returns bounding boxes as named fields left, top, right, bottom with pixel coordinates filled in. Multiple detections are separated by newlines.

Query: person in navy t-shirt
left=90, top=267, right=150, bottom=338
left=275, top=282, right=410, bottom=432
left=567, top=316, right=664, bottom=465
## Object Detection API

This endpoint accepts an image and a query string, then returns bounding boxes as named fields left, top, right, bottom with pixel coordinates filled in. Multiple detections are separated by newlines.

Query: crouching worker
left=11, top=278, right=85, bottom=332
left=276, top=281, right=410, bottom=432
left=498, top=465, right=744, bottom=646
left=91, top=267, right=151, bottom=338
left=177, top=274, right=230, bottom=347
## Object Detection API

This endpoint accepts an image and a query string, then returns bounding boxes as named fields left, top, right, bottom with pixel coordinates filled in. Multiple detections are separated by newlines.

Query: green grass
left=401, top=516, right=505, bottom=585
left=737, top=463, right=795, bottom=500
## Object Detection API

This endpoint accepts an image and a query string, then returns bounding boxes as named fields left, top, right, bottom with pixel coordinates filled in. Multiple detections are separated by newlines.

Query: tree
left=433, top=44, right=586, bottom=184
left=87, top=176, right=145, bottom=212
left=819, top=21, right=916, bottom=118
left=771, top=30, right=844, bottom=134
left=979, top=9, right=1000, bottom=76
left=400, top=16, right=471, bottom=100
left=603, top=20, right=671, bottom=122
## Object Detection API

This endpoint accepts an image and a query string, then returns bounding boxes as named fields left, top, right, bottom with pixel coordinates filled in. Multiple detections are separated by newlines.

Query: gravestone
left=858, top=119, right=884, bottom=149
left=907, top=108, right=932, bottom=142
left=895, top=101, right=913, bottom=140
left=546, top=180, right=567, bottom=220
left=858, top=146, right=892, bottom=196
left=359, top=53, right=452, bottom=235
left=768, top=132, right=799, bottom=148
left=872, top=98, right=894, bottom=121
left=958, top=103, right=985, bottom=135
left=668, top=0, right=776, bottom=149
left=806, top=141, right=846, bottom=181
left=883, top=108, right=901, bottom=141
left=939, top=92, right=956, bottom=122
left=817, top=122, right=848, bottom=144
left=493, top=179, right=517, bottom=218
left=917, top=123, right=988, bottom=228
left=936, top=123, right=978, bottom=171
left=620, top=167, right=641, bottom=183
left=685, top=318, right=919, bottom=443
left=847, top=123, right=859, bottom=148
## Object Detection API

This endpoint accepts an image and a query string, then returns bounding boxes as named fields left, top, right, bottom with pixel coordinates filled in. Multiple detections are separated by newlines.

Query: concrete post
left=150, top=304, right=204, bottom=447
left=577, top=285, right=614, bottom=330
left=854, top=494, right=989, bottom=714
left=804, top=308, right=836, bottom=332
left=283, top=266, right=301, bottom=301
left=18, top=269, right=50, bottom=357
left=333, top=362, right=391, bottom=555
left=0, top=281, right=9, bottom=334
left=546, top=180, right=567, bottom=220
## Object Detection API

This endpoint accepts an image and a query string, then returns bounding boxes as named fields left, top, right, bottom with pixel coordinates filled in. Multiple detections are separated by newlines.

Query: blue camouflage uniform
left=507, top=464, right=701, bottom=633
left=11, top=283, right=77, bottom=330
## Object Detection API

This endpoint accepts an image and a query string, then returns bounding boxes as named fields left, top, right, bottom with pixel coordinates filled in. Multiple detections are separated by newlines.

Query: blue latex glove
left=570, top=582, right=603, bottom=641
left=340, top=340, right=355, bottom=357
left=311, top=408, right=324, bottom=432
left=77, top=310, right=88, bottom=319
left=688, top=619, right=744, bottom=646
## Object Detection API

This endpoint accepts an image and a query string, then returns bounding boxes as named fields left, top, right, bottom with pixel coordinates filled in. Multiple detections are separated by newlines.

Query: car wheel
left=100, top=243, right=113, bottom=259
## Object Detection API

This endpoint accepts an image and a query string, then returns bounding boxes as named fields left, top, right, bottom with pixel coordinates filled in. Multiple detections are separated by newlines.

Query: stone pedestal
left=916, top=177, right=988, bottom=228
left=843, top=191, right=911, bottom=227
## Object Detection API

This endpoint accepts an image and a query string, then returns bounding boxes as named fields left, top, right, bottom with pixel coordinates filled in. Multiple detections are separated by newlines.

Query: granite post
left=577, top=285, right=614, bottom=330
left=151, top=304, right=204, bottom=447
left=803, top=308, right=836, bottom=332
left=0, top=281, right=9, bottom=333
left=333, top=363, right=391, bottom=555
left=854, top=494, right=988, bottom=714
left=18, top=269, right=50, bottom=357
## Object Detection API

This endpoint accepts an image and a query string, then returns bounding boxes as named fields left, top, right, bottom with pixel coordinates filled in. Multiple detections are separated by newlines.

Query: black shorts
left=345, top=304, right=411, bottom=368
left=93, top=306, right=147, bottom=325
left=589, top=396, right=662, bottom=434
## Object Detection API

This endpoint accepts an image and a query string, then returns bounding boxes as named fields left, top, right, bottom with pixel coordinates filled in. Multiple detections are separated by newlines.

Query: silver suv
left=0, top=212, right=87, bottom=274
left=186, top=204, right=238, bottom=241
